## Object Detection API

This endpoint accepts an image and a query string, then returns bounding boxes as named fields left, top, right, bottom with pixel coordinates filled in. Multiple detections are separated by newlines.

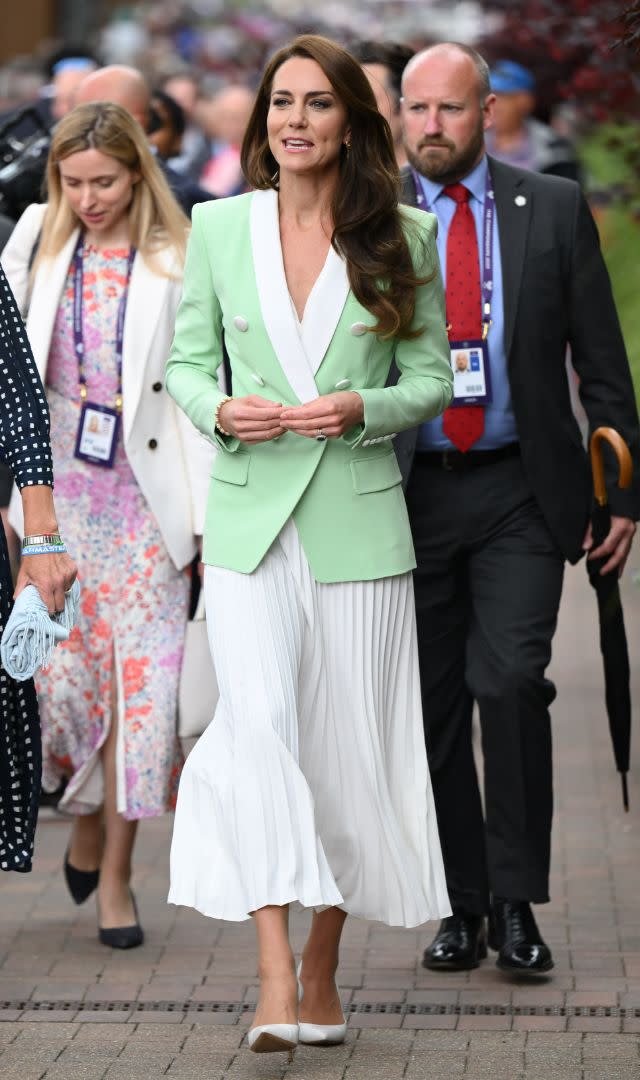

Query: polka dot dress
left=0, top=263, right=54, bottom=873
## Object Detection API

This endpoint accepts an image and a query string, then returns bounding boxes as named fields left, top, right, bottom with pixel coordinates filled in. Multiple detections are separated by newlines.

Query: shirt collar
left=417, top=154, right=488, bottom=208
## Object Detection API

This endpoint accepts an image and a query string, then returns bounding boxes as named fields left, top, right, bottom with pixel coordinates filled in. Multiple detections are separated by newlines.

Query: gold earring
left=344, top=140, right=351, bottom=152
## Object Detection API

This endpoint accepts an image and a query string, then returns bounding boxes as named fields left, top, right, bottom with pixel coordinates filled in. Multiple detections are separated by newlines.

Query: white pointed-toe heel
left=247, top=1023, right=298, bottom=1059
left=297, top=961, right=348, bottom=1046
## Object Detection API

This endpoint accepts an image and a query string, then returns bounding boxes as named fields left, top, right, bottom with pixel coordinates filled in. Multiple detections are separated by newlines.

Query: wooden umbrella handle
left=589, top=426, right=633, bottom=507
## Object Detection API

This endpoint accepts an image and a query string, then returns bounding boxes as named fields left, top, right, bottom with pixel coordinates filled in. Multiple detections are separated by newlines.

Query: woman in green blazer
left=167, top=35, right=453, bottom=1058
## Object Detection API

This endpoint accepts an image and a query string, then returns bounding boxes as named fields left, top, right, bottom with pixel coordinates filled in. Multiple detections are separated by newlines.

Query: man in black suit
left=396, top=43, right=639, bottom=975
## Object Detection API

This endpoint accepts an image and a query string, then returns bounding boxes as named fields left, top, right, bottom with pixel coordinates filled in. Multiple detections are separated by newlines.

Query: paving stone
left=348, top=1013, right=403, bottom=1029
left=456, top=1015, right=513, bottom=1031
left=19, top=1010, right=80, bottom=1023
left=513, top=1016, right=569, bottom=1032
left=464, top=1059, right=525, bottom=1076
left=412, top=1030, right=469, bottom=1050
left=165, top=1070, right=226, bottom=1080
left=42, top=1066, right=112, bottom=1080
left=177, top=1012, right=240, bottom=1026
left=523, top=1073, right=582, bottom=1080
left=82, top=984, right=141, bottom=1002
left=0, top=1064, right=48, bottom=1080
left=343, top=1067, right=405, bottom=1079
left=181, top=1027, right=244, bottom=1049
left=164, top=1053, right=234, bottom=1070
left=567, top=1016, right=623, bottom=1032
left=582, top=1034, right=640, bottom=1059
left=582, top=1072, right=640, bottom=1080
left=128, top=1023, right=187, bottom=1041
left=103, top=1070, right=170, bottom=1080
left=402, top=1014, right=458, bottom=1029
left=0, top=1022, right=21, bottom=1043
left=405, top=1066, right=466, bottom=1080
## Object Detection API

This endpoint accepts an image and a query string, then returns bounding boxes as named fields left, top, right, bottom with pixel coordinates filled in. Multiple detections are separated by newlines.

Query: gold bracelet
left=214, top=397, right=233, bottom=437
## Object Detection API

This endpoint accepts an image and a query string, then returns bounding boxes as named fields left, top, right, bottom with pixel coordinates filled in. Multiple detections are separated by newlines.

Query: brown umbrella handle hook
left=589, top=427, right=633, bottom=507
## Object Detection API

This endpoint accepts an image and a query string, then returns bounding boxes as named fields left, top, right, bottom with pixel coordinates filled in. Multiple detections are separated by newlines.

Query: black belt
left=417, top=443, right=520, bottom=472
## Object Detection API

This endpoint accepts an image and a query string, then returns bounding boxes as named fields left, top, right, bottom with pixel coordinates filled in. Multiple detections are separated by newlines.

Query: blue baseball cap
left=490, top=60, right=535, bottom=94
left=52, top=57, right=96, bottom=77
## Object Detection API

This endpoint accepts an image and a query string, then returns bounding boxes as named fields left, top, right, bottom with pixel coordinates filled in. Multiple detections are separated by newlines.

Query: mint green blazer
left=166, top=188, right=452, bottom=583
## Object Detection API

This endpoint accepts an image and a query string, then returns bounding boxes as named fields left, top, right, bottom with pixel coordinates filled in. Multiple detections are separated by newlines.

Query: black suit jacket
left=396, top=157, right=640, bottom=564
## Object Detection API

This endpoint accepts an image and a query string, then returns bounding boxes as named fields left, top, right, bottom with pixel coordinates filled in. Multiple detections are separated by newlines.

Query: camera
left=0, top=105, right=51, bottom=221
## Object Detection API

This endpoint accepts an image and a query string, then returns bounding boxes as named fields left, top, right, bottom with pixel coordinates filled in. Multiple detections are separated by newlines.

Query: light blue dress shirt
left=414, top=155, right=518, bottom=451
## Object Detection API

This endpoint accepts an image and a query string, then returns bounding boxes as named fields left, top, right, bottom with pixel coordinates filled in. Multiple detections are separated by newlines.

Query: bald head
left=400, top=42, right=495, bottom=185
left=75, top=65, right=150, bottom=131
left=402, top=43, right=490, bottom=101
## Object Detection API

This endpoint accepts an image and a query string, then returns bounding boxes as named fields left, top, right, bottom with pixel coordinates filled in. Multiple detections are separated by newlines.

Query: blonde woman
left=2, top=103, right=212, bottom=947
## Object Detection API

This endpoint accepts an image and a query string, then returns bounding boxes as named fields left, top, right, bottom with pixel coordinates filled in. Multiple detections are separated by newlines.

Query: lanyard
left=72, top=235, right=135, bottom=415
left=413, top=166, right=494, bottom=341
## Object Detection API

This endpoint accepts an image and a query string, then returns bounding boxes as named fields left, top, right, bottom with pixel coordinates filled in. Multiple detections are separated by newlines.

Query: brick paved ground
left=0, top=563, right=638, bottom=1079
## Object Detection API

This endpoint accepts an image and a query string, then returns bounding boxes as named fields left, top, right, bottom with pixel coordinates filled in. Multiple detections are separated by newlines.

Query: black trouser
left=406, top=452, right=565, bottom=916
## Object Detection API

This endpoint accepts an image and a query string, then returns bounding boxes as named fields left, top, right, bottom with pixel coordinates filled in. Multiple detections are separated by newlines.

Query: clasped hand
left=218, top=392, right=364, bottom=445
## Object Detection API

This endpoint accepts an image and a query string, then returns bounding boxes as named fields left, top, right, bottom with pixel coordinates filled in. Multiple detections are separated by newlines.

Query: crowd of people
left=0, top=19, right=638, bottom=1064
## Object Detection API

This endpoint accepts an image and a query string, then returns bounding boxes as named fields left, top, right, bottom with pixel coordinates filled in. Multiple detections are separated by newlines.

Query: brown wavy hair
left=241, top=34, right=430, bottom=340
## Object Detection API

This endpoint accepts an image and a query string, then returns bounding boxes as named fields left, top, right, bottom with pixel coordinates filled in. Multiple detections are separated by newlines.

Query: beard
left=406, top=122, right=485, bottom=185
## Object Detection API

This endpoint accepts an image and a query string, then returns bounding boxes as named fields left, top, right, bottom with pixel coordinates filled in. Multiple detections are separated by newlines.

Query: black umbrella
left=587, top=426, right=634, bottom=811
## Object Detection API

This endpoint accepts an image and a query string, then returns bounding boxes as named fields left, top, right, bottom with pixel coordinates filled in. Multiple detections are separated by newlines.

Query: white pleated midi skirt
left=168, top=519, right=451, bottom=927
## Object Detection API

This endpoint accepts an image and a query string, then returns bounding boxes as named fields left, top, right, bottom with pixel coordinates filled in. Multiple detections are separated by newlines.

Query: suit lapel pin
left=515, top=195, right=527, bottom=207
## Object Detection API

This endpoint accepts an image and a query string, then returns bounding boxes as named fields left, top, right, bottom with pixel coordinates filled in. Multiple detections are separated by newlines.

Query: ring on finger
left=315, top=428, right=327, bottom=442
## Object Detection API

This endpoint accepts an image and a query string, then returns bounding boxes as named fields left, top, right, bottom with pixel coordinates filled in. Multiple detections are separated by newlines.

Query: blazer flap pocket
left=211, top=449, right=250, bottom=486
left=351, top=451, right=402, bottom=494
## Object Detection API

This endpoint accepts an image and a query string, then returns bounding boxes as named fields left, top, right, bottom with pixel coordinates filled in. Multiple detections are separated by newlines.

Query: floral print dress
left=37, top=245, right=186, bottom=820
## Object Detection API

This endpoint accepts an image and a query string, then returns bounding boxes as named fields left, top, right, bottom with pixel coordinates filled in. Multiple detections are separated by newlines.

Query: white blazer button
left=335, top=378, right=351, bottom=389
left=350, top=321, right=368, bottom=336
left=233, top=316, right=249, bottom=332
left=250, top=372, right=265, bottom=386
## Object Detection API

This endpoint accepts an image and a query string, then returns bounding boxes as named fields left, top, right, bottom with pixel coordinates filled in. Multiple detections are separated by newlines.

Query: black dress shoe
left=64, top=850, right=100, bottom=905
left=422, top=913, right=487, bottom=971
left=98, top=890, right=144, bottom=950
left=489, top=899, right=554, bottom=975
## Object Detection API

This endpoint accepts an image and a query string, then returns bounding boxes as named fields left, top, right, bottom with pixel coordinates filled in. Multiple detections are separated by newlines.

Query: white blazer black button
left=152, top=381, right=163, bottom=392
left=148, top=438, right=158, bottom=449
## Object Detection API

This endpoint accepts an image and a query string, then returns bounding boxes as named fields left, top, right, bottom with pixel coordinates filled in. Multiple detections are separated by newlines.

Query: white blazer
left=1, top=203, right=214, bottom=570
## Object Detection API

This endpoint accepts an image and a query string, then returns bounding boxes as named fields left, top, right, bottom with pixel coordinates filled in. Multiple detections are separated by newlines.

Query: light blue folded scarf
left=1, top=579, right=81, bottom=681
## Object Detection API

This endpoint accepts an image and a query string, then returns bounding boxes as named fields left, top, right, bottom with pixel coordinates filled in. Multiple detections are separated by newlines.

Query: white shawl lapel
left=27, top=227, right=79, bottom=385
left=250, top=188, right=350, bottom=403
left=297, top=243, right=349, bottom=377
left=121, top=251, right=172, bottom=441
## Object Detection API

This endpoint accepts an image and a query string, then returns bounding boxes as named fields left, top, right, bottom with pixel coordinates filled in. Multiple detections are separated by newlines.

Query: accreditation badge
left=449, top=339, right=493, bottom=406
left=74, top=402, right=120, bottom=467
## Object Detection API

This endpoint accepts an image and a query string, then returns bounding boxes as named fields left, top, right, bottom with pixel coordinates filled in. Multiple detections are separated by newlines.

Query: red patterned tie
left=441, top=183, right=485, bottom=452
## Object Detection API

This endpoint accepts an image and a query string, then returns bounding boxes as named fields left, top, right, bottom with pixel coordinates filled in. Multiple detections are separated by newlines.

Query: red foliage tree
left=477, top=0, right=640, bottom=123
